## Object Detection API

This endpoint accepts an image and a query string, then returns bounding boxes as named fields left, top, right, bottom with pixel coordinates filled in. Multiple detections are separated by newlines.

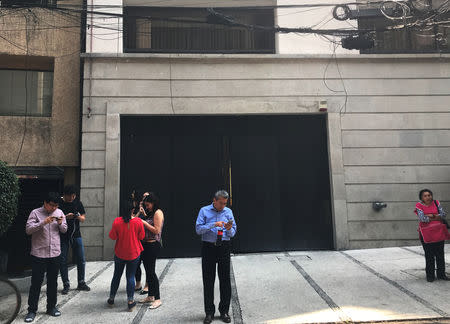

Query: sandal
left=139, top=290, right=148, bottom=295
left=149, top=300, right=162, bottom=309
left=135, top=286, right=142, bottom=292
left=139, top=296, right=155, bottom=303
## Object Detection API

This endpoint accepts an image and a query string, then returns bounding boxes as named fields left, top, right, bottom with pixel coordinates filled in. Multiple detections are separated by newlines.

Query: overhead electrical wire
left=1, top=1, right=448, bottom=33
left=0, top=1, right=448, bottom=50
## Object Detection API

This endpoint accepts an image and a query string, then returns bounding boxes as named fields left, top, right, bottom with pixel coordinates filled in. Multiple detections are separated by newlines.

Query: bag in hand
left=419, top=220, right=450, bottom=243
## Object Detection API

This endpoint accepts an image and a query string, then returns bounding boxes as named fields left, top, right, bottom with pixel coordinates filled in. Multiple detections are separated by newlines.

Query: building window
left=0, top=70, right=53, bottom=117
left=356, top=3, right=450, bottom=54
left=124, top=7, right=275, bottom=53
left=0, top=0, right=56, bottom=7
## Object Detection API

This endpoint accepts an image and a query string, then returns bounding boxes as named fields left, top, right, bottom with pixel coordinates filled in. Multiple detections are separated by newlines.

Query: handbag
left=434, top=200, right=450, bottom=229
left=419, top=220, right=450, bottom=243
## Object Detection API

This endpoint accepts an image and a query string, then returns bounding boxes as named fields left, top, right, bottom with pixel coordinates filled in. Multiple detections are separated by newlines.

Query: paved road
left=11, top=245, right=450, bottom=324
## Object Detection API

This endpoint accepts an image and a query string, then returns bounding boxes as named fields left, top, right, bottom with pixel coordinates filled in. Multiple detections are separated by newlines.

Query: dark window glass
left=124, top=7, right=275, bottom=53
left=357, top=5, right=450, bottom=54
left=0, top=0, right=56, bottom=7
left=0, top=70, right=53, bottom=117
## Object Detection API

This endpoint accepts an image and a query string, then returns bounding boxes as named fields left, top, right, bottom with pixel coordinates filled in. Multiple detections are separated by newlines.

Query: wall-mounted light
left=319, top=100, right=328, bottom=112
left=372, top=201, right=387, bottom=211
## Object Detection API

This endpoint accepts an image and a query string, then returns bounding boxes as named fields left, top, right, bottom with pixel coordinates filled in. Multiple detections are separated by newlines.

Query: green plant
left=0, top=161, right=20, bottom=237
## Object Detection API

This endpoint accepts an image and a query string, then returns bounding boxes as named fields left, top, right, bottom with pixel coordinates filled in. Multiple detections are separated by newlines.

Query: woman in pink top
left=415, top=189, right=448, bottom=282
left=107, top=201, right=145, bottom=311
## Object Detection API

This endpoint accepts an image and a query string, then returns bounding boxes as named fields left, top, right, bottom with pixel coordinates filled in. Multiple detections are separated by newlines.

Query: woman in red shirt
left=415, top=189, right=448, bottom=282
left=107, top=201, right=145, bottom=311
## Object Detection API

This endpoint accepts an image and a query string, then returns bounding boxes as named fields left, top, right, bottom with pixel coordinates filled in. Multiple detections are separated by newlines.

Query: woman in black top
left=131, top=190, right=150, bottom=294
left=139, top=192, right=164, bottom=309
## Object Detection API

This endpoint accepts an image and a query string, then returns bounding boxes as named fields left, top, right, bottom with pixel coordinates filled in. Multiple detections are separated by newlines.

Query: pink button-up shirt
left=26, top=206, right=67, bottom=258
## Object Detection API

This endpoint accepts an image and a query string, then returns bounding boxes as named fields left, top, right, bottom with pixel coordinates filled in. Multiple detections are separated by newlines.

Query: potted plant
left=0, top=161, right=20, bottom=274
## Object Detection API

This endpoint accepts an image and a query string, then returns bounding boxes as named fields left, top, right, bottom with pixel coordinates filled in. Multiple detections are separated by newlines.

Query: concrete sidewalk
left=12, top=245, right=450, bottom=324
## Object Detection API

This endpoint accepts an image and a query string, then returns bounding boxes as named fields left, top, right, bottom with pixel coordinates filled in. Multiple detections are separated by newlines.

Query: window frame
left=355, top=9, right=450, bottom=54
left=123, top=6, right=276, bottom=54
left=0, top=68, right=54, bottom=117
left=0, top=0, right=56, bottom=8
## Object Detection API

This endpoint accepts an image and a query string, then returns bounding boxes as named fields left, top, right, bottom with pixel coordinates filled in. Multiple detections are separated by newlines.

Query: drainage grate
left=277, top=255, right=312, bottom=261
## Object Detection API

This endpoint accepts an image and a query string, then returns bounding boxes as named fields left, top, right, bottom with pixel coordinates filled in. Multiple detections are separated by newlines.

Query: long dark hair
left=120, top=200, right=134, bottom=223
left=143, top=192, right=160, bottom=216
left=131, top=189, right=145, bottom=205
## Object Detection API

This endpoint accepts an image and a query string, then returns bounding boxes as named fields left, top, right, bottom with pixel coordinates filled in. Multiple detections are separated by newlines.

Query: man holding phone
left=196, top=190, right=237, bottom=324
left=59, top=185, right=90, bottom=294
left=25, top=192, right=67, bottom=322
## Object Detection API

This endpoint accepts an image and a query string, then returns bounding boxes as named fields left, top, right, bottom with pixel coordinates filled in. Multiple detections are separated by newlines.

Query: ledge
left=81, top=53, right=450, bottom=61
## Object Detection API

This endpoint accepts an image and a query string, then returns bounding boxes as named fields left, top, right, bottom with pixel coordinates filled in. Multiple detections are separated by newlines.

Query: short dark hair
left=63, top=185, right=78, bottom=195
left=44, top=192, right=60, bottom=204
left=419, top=189, right=433, bottom=201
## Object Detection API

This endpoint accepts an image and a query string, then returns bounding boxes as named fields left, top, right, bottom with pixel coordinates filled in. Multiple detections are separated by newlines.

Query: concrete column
left=327, top=113, right=349, bottom=249
left=103, top=109, right=120, bottom=258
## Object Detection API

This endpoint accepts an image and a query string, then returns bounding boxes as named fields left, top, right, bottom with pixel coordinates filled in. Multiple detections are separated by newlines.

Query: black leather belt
left=203, top=241, right=231, bottom=247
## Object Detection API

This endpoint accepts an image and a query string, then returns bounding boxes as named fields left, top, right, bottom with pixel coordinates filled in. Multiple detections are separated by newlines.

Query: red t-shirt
left=109, top=217, right=145, bottom=260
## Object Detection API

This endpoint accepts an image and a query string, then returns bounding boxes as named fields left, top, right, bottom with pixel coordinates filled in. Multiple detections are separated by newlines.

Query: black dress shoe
left=25, top=311, right=36, bottom=322
left=438, top=275, right=450, bottom=281
left=203, top=314, right=213, bottom=324
left=107, top=298, right=114, bottom=306
left=77, top=282, right=91, bottom=291
left=220, top=313, right=231, bottom=323
left=46, top=307, right=61, bottom=317
left=62, top=284, right=70, bottom=295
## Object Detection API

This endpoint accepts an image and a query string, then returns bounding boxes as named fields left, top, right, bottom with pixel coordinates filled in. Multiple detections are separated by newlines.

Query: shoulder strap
left=434, top=200, right=439, bottom=209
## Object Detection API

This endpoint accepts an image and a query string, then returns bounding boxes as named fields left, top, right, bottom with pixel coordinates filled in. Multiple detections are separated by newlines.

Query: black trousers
left=142, top=241, right=161, bottom=300
left=421, top=236, right=445, bottom=279
left=28, top=255, right=60, bottom=313
left=201, top=241, right=231, bottom=316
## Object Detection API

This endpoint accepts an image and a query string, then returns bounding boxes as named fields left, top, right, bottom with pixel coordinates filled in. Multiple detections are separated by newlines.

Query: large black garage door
left=120, top=115, right=333, bottom=257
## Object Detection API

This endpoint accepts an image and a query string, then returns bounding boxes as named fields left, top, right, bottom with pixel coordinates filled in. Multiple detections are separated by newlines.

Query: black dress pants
left=201, top=241, right=231, bottom=316
left=421, top=236, right=445, bottom=279
left=135, top=251, right=144, bottom=283
left=28, top=255, right=60, bottom=313
left=142, top=241, right=161, bottom=300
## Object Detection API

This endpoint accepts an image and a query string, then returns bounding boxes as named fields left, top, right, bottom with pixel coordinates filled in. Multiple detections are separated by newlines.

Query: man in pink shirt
left=24, top=192, right=67, bottom=323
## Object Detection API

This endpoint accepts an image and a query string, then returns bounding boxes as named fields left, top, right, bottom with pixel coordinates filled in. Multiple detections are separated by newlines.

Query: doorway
left=120, top=115, right=333, bottom=257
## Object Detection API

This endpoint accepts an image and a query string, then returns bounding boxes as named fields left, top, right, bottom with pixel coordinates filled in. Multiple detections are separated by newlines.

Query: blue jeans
left=60, top=237, right=86, bottom=286
left=109, top=255, right=140, bottom=302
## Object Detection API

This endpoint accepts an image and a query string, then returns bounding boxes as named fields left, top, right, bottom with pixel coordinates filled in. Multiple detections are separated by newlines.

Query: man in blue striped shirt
left=196, top=190, right=237, bottom=324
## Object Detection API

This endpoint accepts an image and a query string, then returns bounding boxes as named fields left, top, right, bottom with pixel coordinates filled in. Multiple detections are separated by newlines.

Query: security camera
left=372, top=202, right=387, bottom=211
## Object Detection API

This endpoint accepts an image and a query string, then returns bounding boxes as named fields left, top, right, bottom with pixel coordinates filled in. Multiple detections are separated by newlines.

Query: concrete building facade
left=0, top=5, right=83, bottom=273
left=0, top=7, right=82, bottom=178
left=80, top=1, right=450, bottom=260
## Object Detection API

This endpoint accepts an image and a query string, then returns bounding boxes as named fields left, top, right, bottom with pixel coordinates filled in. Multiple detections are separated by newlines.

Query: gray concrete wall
left=0, top=8, right=81, bottom=167
left=80, top=54, right=450, bottom=260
